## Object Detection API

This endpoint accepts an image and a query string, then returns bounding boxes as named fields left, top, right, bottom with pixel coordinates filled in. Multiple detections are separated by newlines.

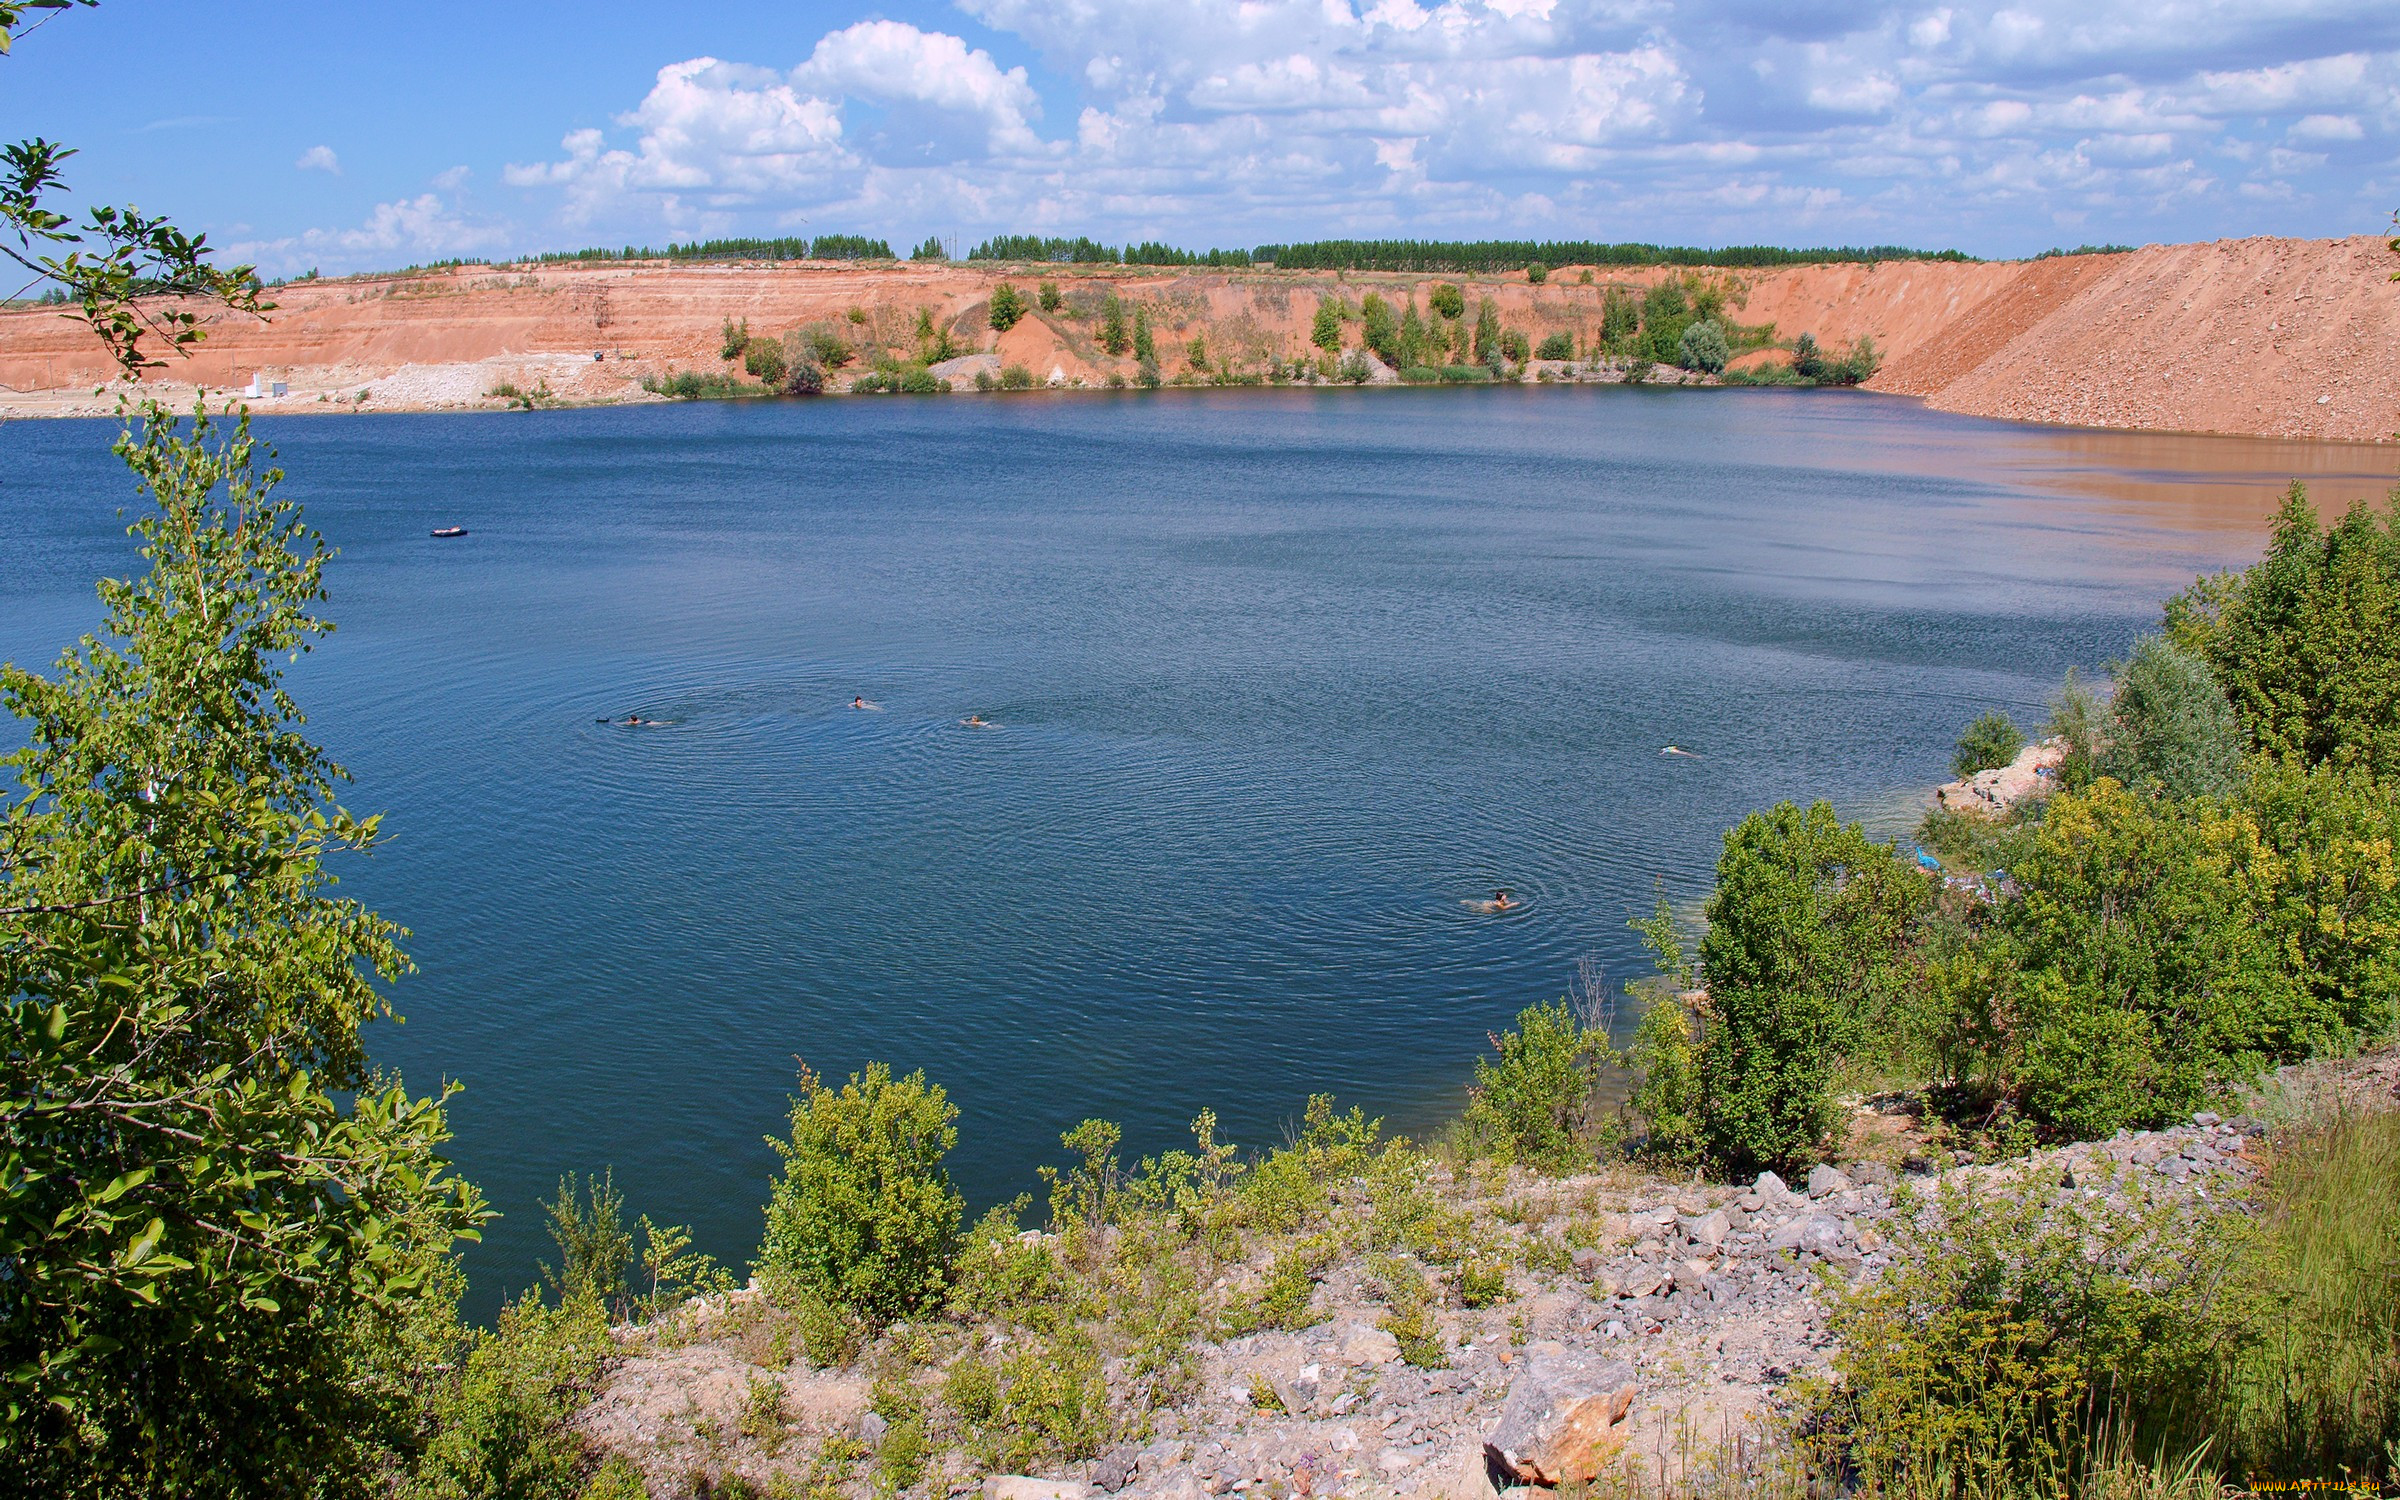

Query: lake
left=4, top=386, right=2391, bottom=1312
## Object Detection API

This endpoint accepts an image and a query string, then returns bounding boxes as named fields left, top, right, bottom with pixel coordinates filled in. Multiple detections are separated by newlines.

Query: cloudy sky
left=5, top=0, right=2395, bottom=276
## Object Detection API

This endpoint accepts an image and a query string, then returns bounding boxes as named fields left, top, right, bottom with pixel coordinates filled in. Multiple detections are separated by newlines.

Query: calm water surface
left=4, top=387, right=2391, bottom=1312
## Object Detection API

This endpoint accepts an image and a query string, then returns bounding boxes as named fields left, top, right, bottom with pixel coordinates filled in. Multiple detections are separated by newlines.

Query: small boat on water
left=430, top=526, right=468, bottom=538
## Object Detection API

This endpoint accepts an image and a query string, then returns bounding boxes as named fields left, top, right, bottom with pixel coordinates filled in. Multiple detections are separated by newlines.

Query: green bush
left=1953, top=709, right=2026, bottom=778
left=1428, top=282, right=1465, bottom=319
left=1535, top=331, right=1574, bottom=361
left=963, top=1336, right=1112, bottom=1472
left=1240, top=1094, right=1385, bottom=1234
left=1524, top=261, right=1548, bottom=284
left=1964, top=782, right=2309, bottom=1136
left=578, top=1456, right=647, bottom=1500
left=1398, top=364, right=1492, bottom=384
left=2190, top=485, right=2400, bottom=777
left=1829, top=334, right=1880, bottom=384
left=1246, top=1247, right=1320, bottom=1332
left=796, top=323, right=853, bottom=368
left=1500, top=328, right=1530, bottom=363
left=1600, top=287, right=1638, bottom=351
left=757, top=1063, right=964, bottom=1328
left=1458, top=1259, right=1508, bottom=1308
left=742, top=337, right=786, bottom=385
left=1461, top=999, right=1614, bottom=1169
left=1098, top=295, right=1130, bottom=355
left=720, top=317, right=750, bottom=361
left=1037, top=280, right=1062, bottom=312
left=1790, top=331, right=1826, bottom=380
left=2101, top=635, right=2245, bottom=798
left=2045, top=667, right=2109, bottom=790
left=987, top=283, right=1024, bottom=332
left=1628, top=989, right=1704, bottom=1164
left=1311, top=299, right=1343, bottom=352
left=404, top=1292, right=612, bottom=1500
left=1360, top=293, right=1398, bottom=361
left=998, top=363, right=1036, bottom=390
left=1821, top=1170, right=2246, bottom=1497
left=783, top=356, right=825, bottom=396
left=644, top=369, right=762, bottom=399
left=2241, top=760, right=2400, bottom=1049
left=1697, top=802, right=1931, bottom=1169
left=1677, top=319, right=1729, bottom=373
left=1132, top=307, right=1154, bottom=362
left=541, top=1171, right=632, bottom=1311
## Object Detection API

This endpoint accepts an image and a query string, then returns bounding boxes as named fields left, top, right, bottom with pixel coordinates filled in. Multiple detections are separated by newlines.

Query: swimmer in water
left=961, top=713, right=989, bottom=727
left=601, top=715, right=667, bottom=727
left=1465, top=889, right=1517, bottom=913
left=853, top=697, right=866, bottom=709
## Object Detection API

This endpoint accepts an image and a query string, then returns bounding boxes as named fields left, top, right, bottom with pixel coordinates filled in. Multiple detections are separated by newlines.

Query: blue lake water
left=4, top=387, right=2391, bottom=1314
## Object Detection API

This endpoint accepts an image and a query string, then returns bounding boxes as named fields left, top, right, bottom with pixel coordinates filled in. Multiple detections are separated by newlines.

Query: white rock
left=987, top=1479, right=1088, bottom=1500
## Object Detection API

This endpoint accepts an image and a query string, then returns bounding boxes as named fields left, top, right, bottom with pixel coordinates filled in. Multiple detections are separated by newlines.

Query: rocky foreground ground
left=572, top=1045, right=2400, bottom=1500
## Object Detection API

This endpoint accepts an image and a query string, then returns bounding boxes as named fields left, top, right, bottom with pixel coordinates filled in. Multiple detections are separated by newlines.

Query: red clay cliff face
left=0, top=235, right=2391, bottom=442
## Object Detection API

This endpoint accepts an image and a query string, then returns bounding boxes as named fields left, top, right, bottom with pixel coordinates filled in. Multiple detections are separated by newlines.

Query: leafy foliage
left=2099, top=635, right=2246, bottom=798
left=1461, top=999, right=1617, bottom=1169
left=986, top=282, right=1024, bottom=332
left=1696, top=802, right=1931, bottom=1169
left=758, top=1062, right=964, bottom=1328
left=741, top=335, right=786, bottom=385
left=2188, top=485, right=2400, bottom=777
left=1960, top=782, right=2310, bottom=1136
left=0, top=405, right=488, bottom=1492
left=1822, top=1169, right=2249, bottom=1497
left=1954, top=710, right=2026, bottom=778
left=1677, top=319, right=1730, bottom=373
left=1427, top=282, right=1464, bottom=320
left=1311, top=298, right=1343, bottom=352
left=401, top=1292, right=610, bottom=1500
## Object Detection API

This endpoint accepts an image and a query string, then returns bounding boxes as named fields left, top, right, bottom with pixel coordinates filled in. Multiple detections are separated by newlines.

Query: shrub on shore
left=1460, top=999, right=1617, bottom=1168
left=1677, top=319, right=1729, bottom=373
left=757, top=1063, right=965, bottom=1328
left=1952, top=709, right=2025, bottom=777
left=1536, top=331, right=1574, bottom=361
left=987, top=283, right=1025, bottom=332
left=742, top=335, right=787, bottom=385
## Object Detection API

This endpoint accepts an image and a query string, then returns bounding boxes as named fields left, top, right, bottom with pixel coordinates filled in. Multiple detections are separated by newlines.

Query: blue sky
left=5, top=0, right=2396, bottom=276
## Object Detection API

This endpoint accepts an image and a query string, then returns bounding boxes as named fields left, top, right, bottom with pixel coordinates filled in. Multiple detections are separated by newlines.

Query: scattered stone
left=1569, top=1247, right=1602, bottom=1278
left=1332, top=1321, right=1401, bottom=1367
left=1681, top=1210, right=1730, bottom=1249
left=1806, top=1165, right=1851, bottom=1198
left=988, top=1480, right=1089, bottom=1500
left=1482, top=1351, right=1638, bottom=1487
left=1093, top=1449, right=1138, bottom=1492
left=1754, top=1170, right=1790, bottom=1200
left=858, top=1410, right=888, bottom=1448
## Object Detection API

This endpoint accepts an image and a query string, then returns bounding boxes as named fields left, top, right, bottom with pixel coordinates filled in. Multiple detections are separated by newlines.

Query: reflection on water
left=0, top=386, right=2382, bottom=1314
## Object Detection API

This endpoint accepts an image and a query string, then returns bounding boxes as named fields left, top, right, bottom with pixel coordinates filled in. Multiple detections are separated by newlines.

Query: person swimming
left=961, top=713, right=989, bottom=727
left=1464, top=889, right=1517, bottom=913
left=852, top=696, right=866, bottom=709
left=601, top=715, right=666, bottom=727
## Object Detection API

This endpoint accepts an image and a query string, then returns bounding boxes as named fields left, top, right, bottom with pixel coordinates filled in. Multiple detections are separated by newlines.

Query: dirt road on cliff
left=0, top=235, right=2391, bottom=444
